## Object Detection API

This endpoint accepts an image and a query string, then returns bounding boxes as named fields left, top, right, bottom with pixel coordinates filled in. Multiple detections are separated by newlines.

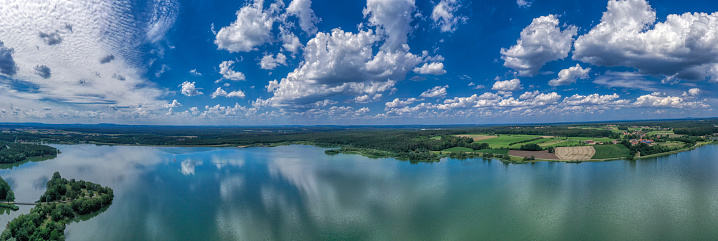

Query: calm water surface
left=1, top=144, right=718, bottom=240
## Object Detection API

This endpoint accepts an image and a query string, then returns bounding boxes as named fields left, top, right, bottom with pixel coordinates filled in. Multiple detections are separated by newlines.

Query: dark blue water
left=1, top=144, right=717, bottom=240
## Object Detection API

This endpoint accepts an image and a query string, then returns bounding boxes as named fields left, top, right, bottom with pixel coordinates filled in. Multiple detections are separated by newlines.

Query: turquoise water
left=1, top=144, right=718, bottom=240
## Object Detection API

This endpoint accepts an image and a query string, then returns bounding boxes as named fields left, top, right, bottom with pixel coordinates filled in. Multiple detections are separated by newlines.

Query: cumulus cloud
left=219, top=60, right=246, bottom=81
left=413, top=62, right=447, bottom=75
left=385, top=98, right=419, bottom=108
left=280, top=27, right=303, bottom=53
left=260, top=53, right=287, bottom=70
left=420, top=85, right=448, bottom=98
left=355, top=94, right=383, bottom=103
left=634, top=92, right=707, bottom=108
left=287, top=0, right=320, bottom=35
left=163, top=99, right=182, bottom=108
left=492, top=79, right=522, bottom=91
left=549, top=64, right=591, bottom=86
left=211, top=87, right=246, bottom=99
left=266, top=28, right=422, bottom=109
left=214, top=0, right=277, bottom=52
left=363, top=0, right=416, bottom=51
left=33, top=65, right=51, bottom=79
left=431, top=0, right=464, bottom=33
left=501, top=15, right=577, bottom=76
left=0, top=41, right=18, bottom=76
left=573, top=0, right=718, bottom=81
left=687, top=88, right=701, bottom=96
left=180, top=81, right=202, bottom=96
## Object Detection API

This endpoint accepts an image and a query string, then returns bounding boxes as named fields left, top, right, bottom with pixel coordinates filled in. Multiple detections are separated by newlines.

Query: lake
left=1, top=144, right=718, bottom=240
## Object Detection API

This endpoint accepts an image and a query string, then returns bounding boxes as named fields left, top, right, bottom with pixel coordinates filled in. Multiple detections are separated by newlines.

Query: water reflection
left=0, top=144, right=716, bottom=240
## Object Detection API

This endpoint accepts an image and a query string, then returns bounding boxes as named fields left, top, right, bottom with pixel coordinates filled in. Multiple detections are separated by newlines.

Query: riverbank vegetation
left=0, top=172, right=113, bottom=241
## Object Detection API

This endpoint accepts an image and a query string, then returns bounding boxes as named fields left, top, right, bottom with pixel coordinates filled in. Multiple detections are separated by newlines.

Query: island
left=0, top=172, right=113, bottom=241
left=1, top=119, right=717, bottom=164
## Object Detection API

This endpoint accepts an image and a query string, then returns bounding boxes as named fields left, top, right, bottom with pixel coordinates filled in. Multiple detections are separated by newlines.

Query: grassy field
left=441, top=147, right=474, bottom=152
left=471, top=135, right=543, bottom=148
left=475, top=149, right=510, bottom=155
left=591, top=145, right=631, bottom=159
left=508, top=138, right=553, bottom=149
left=655, top=141, right=685, bottom=149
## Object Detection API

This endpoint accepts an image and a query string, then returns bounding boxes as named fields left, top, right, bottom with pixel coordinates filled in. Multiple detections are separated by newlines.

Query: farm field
left=591, top=145, right=631, bottom=159
left=455, top=134, right=498, bottom=141
left=555, top=146, right=596, bottom=160
left=467, top=135, right=543, bottom=148
left=475, top=149, right=509, bottom=155
left=508, top=138, right=553, bottom=149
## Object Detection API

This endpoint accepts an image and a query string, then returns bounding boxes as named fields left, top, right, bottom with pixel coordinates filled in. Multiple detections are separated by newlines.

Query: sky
left=0, top=0, right=717, bottom=125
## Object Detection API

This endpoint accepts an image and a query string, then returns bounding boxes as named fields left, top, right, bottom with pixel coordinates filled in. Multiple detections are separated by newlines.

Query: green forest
left=0, top=141, right=57, bottom=164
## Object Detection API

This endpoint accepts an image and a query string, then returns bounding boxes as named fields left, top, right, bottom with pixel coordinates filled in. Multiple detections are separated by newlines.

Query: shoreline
left=19, top=140, right=718, bottom=165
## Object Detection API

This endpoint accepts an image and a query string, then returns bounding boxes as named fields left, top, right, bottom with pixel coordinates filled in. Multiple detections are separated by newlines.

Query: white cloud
left=517, top=0, right=533, bottom=8
left=573, top=0, right=718, bottom=81
left=501, top=15, right=577, bottom=76
left=260, top=53, right=287, bottom=70
left=519, top=90, right=540, bottom=100
left=363, top=0, right=416, bottom=51
left=431, top=0, right=464, bottom=33
left=385, top=98, right=419, bottom=108
left=266, top=28, right=422, bottom=109
left=180, top=81, right=202, bottom=96
left=163, top=100, right=182, bottom=108
left=280, top=27, right=303, bottom=53
left=492, top=79, right=522, bottom=91
left=420, top=85, right=448, bottom=98
left=634, top=93, right=707, bottom=108
left=214, top=0, right=276, bottom=53
left=413, top=62, right=447, bottom=75
left=355, top=94, right=383, bottom=103
left=287, top=0, right=320, bottom=35
left=688, top=88, right=701, bottom=96
left=145, top=0, right=180, bottom=43
left=549, top=64, right=591, bottom=86
left=593, top=71, right=658, bottom=91
left=211, top=87, right=246, bottom=99
left=189, top=69, right=202, bottom=76
left=155, top=64, right=170, bottom=78
left=219, top=60, right=246, bottom=81
left=562, top=93, right=623, bottom=106
left=0, top=0, right=167, bottom=109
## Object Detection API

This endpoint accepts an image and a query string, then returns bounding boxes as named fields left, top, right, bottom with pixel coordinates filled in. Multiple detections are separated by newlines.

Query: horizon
left=1, top=0, right=717, bottom=125
left=1, top=116, right=716, bottom=128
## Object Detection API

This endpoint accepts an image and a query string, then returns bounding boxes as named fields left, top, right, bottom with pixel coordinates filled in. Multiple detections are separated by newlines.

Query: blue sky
left=0, top=0, right=717, bottom=125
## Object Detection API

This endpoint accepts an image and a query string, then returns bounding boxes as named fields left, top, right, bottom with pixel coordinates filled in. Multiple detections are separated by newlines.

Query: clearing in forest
left=555, top=146, right=596, bottom=160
